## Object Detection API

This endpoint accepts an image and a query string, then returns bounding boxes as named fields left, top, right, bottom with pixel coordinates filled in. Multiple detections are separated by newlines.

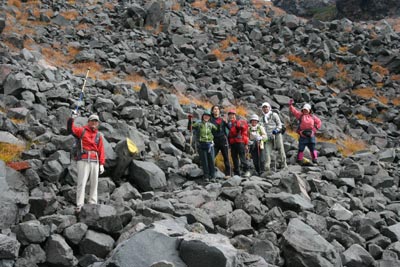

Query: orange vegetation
left=352, top=88, right=375, bottom=99
left=0, top=143, right=25, bottom=163
left=372, top=63, right=389, bottom=76
left=392, top=97, right=400, bottom=106
left=60, top=10, right=79, bottom=20
left=222, top=2, right=239, bottom=15
left=338, top=137, right=367, bottom=157
left=177, top=93, right=213, bottom=110
left=192, top=0, right=208, bottom=12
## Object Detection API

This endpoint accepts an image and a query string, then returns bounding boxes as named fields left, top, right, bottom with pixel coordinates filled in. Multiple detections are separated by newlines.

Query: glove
left=99, top=165, right=104, bottom=174
left=188, top=114, right=193, bottom=120
left=257, top=136, right=263, bottom=141
left=289, top=99, right=294, bottom=106
left=71, top=110, right=78, bottom=118
left=272, top=129, right=279, bottom=135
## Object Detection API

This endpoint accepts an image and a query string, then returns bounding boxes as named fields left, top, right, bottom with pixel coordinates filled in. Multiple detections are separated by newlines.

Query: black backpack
left=71, top=129, right=101, bottom=161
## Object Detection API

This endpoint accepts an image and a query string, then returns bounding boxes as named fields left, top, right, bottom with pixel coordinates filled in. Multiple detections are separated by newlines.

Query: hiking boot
left=281, top=162, right=288, bottom=169
left=75, top=206, right=82, bottom=215
left=312, top=159, right=318, bottom=164
left=224, top=175, right=231, bottom=179
left=243, top=171, right=251, bottom=177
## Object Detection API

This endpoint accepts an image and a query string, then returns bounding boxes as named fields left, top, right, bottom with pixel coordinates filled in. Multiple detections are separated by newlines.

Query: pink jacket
left=289, top=105, right=322, bottom=136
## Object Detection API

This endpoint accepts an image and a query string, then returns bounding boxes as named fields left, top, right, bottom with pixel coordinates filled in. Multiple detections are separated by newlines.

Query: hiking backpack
left=71, top=129, right=101, bottom=161
left=271, top=109, right=287, bottom=134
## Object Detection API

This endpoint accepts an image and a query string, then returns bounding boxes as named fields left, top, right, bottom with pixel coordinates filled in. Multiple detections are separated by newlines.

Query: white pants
left=264, top=133, right=287, bottom=170
left=76, top=161, right=99, bottom=208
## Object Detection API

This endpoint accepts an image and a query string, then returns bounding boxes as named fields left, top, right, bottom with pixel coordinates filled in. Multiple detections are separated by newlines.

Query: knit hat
left=261, top=102, right=271, bottom=108
left=88, top=114, right=99, bottom=121
left=249, top=114, right=259, bottom=122
left=302, top=104, right=311, bottom=112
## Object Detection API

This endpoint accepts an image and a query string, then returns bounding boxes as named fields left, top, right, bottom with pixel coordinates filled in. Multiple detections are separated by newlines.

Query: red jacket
left=228, top=119, right=249, bottom=145
left=68, top=118, right=105, bottom=165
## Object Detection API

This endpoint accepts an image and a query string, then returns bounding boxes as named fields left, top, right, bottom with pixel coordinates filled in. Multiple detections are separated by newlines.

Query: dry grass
left=60, top=10, right=79, bottom=20
left=0, top=143, right=25, bottom=163
left=192, top=0, right=208, bottom=12
left=221, top=2, right=239, bottom=15
left=338, top=46, right=349, bottom=52
left=177, top=93, right=213, bottom=110
left=75, top=23, right=90, bottom=30
left=292, top=71, right=307, bottom=78
left=220, top=36, right=238, bottom=50
left=8, top=0, right=22, bottom=8
left=372, top=63, right=389, bottom=76
left=104, top=2, right=114, bottom=10
left=211, top=49, right=233, bottom=62
left=73, top=62, right=103, bottom=79
left=377, top=95, right=388, bottom=105
left=288, top=54, right=326, bottom=78
left=251, top=0, right=267, bottom=9
left=352, top=87, right=375, bottom=99
left=391, top=74, right=400, bottom=81
left=41, top=47, right=70, bottom=68
left=171, top=0, right=181, bottom=11
left=144, top=24, right=164, bottom=34
left=124, top=73, right=159, bottom=91
left=10, top=118, right=26, bottom=124
left=338, top=137, right=367, bottom=157
left=392, top=97, right=400, bottom=106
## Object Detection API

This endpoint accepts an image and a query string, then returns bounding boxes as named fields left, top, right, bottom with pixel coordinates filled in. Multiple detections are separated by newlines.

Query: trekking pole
left=74, top=68, right=90, bottom=114
left=273, top=135, right=277, bottom=172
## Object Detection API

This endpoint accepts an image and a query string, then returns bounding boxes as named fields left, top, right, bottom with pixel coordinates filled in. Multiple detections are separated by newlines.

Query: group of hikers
left=187, top=99, right=322, bottom=180
left=66, top=98, right=321, bottom=212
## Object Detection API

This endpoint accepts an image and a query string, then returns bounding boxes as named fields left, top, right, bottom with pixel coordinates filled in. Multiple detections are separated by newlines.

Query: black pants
left=250, top=142, right=265, bottom=174
left=230, top=143, right=249, bottom=176
left=214, top=136, right=231, bottom=175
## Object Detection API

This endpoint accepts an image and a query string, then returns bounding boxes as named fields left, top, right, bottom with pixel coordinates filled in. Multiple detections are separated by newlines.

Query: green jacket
left=192, top=121, right=217, bottom=142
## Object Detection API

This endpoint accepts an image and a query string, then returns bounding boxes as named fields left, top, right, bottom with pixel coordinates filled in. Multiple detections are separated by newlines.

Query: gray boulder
left=0, top=234, right=20, bottom=260
left=63, top=223, right=88, bottom=245
left=129, top=160, right=167, bottom=191
left=79, top=230, right=114, bottom=259
left=0, top=161, right=29, bottom=229
left=102, top=222, right=187, bottom=267
left=79, top=204, right=123, bottom=234
left=342, top=244, right=375, bottom=267
left=45, top=234, right=78, bottom=267
left=15, top=220, right=50, bottom=246
left=282, top=218, right=342, bottom=267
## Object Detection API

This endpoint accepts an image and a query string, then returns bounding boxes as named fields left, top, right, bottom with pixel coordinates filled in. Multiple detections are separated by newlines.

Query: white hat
left=249, top=114, right=259, bottom=121
left=88, top=114, right=100, bottom=121
left=261, top=102, right=271, bottom=108
left=302, top=104, right=311, bottom=112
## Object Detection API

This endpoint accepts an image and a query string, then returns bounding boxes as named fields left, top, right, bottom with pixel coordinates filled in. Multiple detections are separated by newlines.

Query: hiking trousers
left=250, top=142, right=265, bottom=174
left=214, top=136, right=231, bottom=175
left=264, top=133, right=286, bottom=170
left=76, top=160, right=99, bottom=208
left=198, top=146, right=216, bottom=179
left=230, top=143, right=249, bottom=176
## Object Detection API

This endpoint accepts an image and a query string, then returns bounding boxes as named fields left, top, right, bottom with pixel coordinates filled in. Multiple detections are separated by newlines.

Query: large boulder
left=282, top=218, right=342, bottom=267
left=0, top=234, right=20, bottom=260
left=45, top=234, right=78, bottom=267
left=128, top=160, right=167, bottom=191
left=0, top=161, right=29, bottom=229
left=79, top=204, right=123, bottom=234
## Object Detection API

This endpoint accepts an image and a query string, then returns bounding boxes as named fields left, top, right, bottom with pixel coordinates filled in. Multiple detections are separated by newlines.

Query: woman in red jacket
left=67, top=114, right=105, bottom=212
left=289, top=100, right=322, bottom=164
left=227, top=110, right=251, bottom=177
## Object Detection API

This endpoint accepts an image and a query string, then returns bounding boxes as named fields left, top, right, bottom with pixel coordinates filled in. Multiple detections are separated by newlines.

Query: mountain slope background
left=0, top=0, right=400, bottom=266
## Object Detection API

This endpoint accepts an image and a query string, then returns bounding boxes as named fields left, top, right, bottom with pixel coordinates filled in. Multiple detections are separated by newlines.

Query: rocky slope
left=0, top=0, right=400, bottom=267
